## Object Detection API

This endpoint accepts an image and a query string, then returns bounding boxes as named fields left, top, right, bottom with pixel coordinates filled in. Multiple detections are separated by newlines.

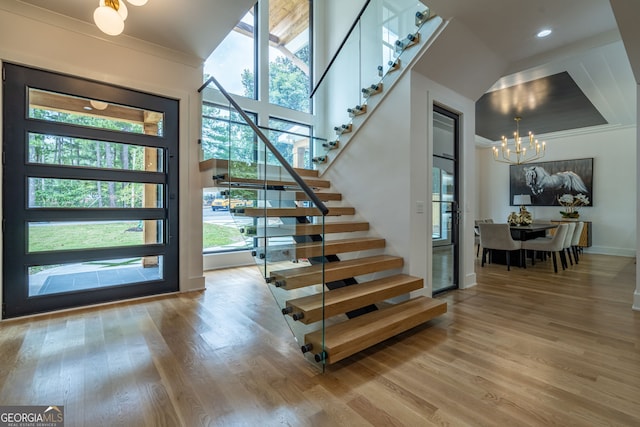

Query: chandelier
left=492, top=117, right=546, bottom=165
left=93, top=0, right=148, bottom=36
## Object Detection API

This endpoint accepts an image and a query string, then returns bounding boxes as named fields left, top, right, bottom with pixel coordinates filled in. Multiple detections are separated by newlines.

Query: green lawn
left=29, top=222, right=244, bottom=252
left=203, top=222, right=246, bottom=248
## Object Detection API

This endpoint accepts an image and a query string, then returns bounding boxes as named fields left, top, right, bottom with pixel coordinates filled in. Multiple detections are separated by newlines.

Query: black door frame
left=432, top=104, right=460, bottom=295
left=2, top=63, right=179, bottom=318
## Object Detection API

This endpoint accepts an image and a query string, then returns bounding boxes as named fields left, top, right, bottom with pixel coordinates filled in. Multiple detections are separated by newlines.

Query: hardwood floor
left=0, top=254, right=639, bottom=426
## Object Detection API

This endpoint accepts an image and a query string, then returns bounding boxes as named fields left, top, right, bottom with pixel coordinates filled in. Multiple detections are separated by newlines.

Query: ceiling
left=13, top=0, right=255, bottom=61
left=424, top=0, right=637, bottom=143
left=9, top=0, right=640, bottom=143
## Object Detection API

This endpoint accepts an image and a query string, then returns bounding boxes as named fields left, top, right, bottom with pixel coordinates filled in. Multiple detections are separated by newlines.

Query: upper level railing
left=310, top=0, right=442, bottom=168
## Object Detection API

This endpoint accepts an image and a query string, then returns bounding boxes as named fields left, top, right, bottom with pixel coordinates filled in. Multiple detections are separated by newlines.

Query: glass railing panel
left=200, top=85, right=327, bottom=370
left=312, top=19, right=364, bottom=152
left=252, top=129, right=327, bottom=369
left=312, top=1, right=442, bottom=164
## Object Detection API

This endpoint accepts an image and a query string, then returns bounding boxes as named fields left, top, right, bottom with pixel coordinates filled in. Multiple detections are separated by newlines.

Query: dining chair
left=560, top=222, right=576, bottom=268
left=478, top=223, right=522, bottom=271
left=570, top=221, right=585, bottom=264
left=474, top=219, right=493, bottom=257
left=520, top=224, right=569, bottom=273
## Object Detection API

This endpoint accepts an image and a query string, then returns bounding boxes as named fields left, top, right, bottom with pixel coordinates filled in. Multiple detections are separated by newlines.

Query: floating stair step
left=304, top=296, right=447, bottom=364
left=200, top=158, right=317, bottom=178
left=294, top=237, right=385, bottom=259
left=293, top=168, right=319, bottom=177
left=243, top=207, right=355, bottom=218
left=216, top=175, right=331, bottom=190
left=295, top=191, right=342, bottom=202
left=270, top=255, right=404, bottom=290
left=285, top=274, right=423, bottom=324
left=255, top=221, right=369, bottom=237
left=294, top=221, right=369, bottom=235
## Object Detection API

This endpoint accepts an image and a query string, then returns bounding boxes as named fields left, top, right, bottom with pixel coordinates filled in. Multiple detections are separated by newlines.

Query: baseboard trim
left=585, top=246, right=636, bottom=257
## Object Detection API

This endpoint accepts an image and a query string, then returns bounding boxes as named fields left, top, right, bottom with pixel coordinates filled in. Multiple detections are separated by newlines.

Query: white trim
left=203, top=251, right=255, bottom=271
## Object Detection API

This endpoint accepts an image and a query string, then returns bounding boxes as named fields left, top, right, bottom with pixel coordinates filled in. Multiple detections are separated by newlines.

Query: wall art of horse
left=524, top=166, right=589, bottom=196
left=509, top=158, right=593, bottom=206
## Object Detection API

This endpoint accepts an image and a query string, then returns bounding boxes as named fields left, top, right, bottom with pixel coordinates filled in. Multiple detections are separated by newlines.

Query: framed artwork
left=509, top=158, right=593, bottom=206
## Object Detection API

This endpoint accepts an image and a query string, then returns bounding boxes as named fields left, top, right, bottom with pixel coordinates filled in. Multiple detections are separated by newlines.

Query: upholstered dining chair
left=474, top=219, right=494, bottom=257
left=521, top=224, right=569, bottom=273
left=478, top=223, right=521, bottom=271
left=570, top=221, right=585, bottom=264
left=560, top=222, right=576, bottom=269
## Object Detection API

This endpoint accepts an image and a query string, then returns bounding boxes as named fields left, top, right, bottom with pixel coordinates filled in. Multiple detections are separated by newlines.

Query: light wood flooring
left=0, top=253, right=639, bottom=426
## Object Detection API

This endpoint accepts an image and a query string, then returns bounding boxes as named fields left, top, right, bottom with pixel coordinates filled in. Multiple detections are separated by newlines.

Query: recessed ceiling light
left=537, top=29, right=552, bottom=38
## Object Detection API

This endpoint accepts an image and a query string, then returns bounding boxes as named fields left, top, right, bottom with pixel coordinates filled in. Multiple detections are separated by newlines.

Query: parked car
left=211, top=198, right=246, bottom=211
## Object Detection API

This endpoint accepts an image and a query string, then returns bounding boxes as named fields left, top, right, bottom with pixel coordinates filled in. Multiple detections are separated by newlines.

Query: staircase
left=203, top=160, right=447, bottom=366
left=198, top=1, right=447, bottom=368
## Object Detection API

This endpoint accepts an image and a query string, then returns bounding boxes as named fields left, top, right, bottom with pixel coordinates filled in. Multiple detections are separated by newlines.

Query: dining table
left=509, top=223, right=558, bottom=241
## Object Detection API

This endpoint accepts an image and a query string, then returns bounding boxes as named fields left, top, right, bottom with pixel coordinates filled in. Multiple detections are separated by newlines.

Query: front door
left=2, top=63, right=179, bottom=318
left=432, top=105, right=459, bottom=294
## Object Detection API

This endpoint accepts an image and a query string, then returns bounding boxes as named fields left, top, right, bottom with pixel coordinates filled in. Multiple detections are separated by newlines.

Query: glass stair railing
left=199, top=76, right=330, bottom=370
left=311, top=0, right=443, bottom=168
left=196, top=0, right=449, bottom=369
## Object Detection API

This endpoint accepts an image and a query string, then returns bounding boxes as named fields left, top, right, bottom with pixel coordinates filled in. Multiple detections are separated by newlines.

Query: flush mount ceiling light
left=89, top=100, right=109, bottom=110
left=537, top=28, right=552, bottom=38
left=93, top=0, right=148, bottom=36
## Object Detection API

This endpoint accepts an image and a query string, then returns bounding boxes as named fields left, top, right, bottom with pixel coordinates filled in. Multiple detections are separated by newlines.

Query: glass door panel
left=432, top=107, right=459, bottom=294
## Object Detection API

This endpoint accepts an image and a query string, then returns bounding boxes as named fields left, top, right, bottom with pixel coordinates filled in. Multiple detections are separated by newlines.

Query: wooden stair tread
left=216, top=175, right=330, bottom=189
left=295, top=192, right=342, bottom=201
left=294, top=168, right=319, bottom=178
left=305, top=296, right=447, bottom=364
left=200, top=158, right=318, bottom=178
left=294, top=237, right=385, bottom=258
left=294, top=221, right=369, bottom=235
left=286, top=274, right=423, bottom=324
left=256, top=221, right=370, bottom=237
left=243, top=207, right=355, bottom=217
left=270, top=255, right=403, bottom=290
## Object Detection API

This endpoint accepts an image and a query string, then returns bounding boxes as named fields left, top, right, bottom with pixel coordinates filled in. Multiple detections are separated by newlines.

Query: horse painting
left=524, top=165, right=589, bottom=196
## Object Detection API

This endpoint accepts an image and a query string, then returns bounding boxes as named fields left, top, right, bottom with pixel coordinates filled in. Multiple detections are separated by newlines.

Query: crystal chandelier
left=492, top=117, right=546, bottom=165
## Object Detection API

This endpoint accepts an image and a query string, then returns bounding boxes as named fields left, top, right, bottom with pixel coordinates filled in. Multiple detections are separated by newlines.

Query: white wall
left=321, top=66, right=477, bottom=296
left=410, top=72, right=477, bottom=292
left=0, top=7, right=206, bottom=305
left=476, top=125, right=637, bottom=257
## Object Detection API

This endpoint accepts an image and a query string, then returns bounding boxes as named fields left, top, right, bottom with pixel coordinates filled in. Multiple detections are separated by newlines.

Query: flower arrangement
left=507, top=208, right=533, bottom=226
left=558, top=193, right=590, bottom=218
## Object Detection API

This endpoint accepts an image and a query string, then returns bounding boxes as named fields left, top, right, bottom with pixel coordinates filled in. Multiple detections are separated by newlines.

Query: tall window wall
left=202, top=0, right=314, bottom=254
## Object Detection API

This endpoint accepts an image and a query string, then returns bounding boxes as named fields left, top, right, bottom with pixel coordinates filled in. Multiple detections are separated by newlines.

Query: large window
left=204, top=8, right=257, bottom=98
left=202, top=104, right=258, bottom=254
left=268, top=117, right=311, bottom=169
left=202, top=103, right=258, bottom=163
left=268, top=0, right=311, bottom=112
left=201, top=0, right=314, bottom=256
left=204, top=0, right=312, bottom=112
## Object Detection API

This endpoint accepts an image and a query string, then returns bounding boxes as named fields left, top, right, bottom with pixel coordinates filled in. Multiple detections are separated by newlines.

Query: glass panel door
left=432, top=106, right=459, bottom=294
left=2, top=63, right=179, bottom=318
